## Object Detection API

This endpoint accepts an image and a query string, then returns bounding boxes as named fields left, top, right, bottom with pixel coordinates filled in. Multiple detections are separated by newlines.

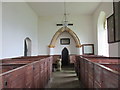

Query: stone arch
left=48, top=27, right=81, bottom=48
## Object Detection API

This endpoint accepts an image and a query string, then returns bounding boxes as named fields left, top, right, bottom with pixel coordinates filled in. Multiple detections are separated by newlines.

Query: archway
left=48, top=26, right=82, bottom=55
left=62, top=47, right=69, bottom=66
left=24, top=37, right=32, bottom=56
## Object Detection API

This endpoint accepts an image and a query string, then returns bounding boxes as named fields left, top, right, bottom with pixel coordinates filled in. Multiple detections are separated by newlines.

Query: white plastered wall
left=38, top=15, right=94, bottom=55
left=119, top=42, right=120, bottom=56
left=109, top=43, right=119, bottom=57
left=0, top=1, right=2, bottom=59
left=92, top=2, right=120, bottom=57
left=2, top=2, right=39, bottom=58
left=0, top=2, right=2, bottom=86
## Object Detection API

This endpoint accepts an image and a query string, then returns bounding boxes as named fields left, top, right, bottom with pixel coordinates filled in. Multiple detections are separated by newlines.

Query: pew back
left=74, top=55, right=120, bottom=88
left=0, top=56, right=53, bottom=89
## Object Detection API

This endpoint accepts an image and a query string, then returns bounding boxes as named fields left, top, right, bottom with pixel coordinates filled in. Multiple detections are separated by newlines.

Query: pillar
left=77, top=48, right=82, bottom=55
left=48, top=45, right=55, bottom=55
left=76, top=44, right=82, bottom=55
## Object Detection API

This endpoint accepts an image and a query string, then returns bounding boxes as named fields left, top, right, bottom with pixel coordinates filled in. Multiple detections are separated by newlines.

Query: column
left=49, top=48, right=54, bottom=55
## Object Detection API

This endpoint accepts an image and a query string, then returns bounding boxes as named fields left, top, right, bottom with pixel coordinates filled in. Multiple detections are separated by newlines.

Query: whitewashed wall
left=92, top=2, right=120, bottom=57
left=109, top=43, right=119, bottom=57
left=119, top=42, right=120, bottom=56
left=0, top=2, right=2, bottom=59
left=38, top=15, right=94, bottom=55
left=54, top=32, right=77, bottom=55
left=2, top=2, right=119, bottom=58
left=2, top=2, right=39, bottom=58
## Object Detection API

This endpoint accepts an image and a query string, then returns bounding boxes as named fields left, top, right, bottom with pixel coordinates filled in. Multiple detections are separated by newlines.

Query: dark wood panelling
left=74, top=55, right=120, bottom=88
left=0, top=56, right=53, bottom=89
left=94, top=64, right=102, bottom=88
left=102, top=68, right=119, bottom=88
left=25, top=64, right=34, bottom=88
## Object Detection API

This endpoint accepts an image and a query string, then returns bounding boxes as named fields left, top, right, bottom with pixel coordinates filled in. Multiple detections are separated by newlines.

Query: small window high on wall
left=24, top=37, right=32, bottom=56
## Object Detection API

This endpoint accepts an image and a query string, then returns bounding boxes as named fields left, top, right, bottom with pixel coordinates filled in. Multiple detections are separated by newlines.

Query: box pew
left=74, top=56, right=79, bottom=77
left=82, top=55, right=119, bottom=64
left=1, top=55, right=50, bottom=64
left=74, top=55, right=120, bottom=89
left=0, top=63, right=26, bottom=74
left=101, top=64, right=120, bottom=72
left=0, top=56, right=53, bottom=89
left=2, top=59, right=38, bottom=64
left=11, top=55, right=50, bottom=59
left=69, top=55, right=76, bottom=64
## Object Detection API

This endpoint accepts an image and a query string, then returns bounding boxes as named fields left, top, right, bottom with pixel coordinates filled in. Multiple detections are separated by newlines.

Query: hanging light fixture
left=56, top=2, right=73, bottom=27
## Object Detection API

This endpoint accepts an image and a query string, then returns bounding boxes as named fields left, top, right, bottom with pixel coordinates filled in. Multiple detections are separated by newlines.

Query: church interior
left=0, top=0, right=120, bottom=89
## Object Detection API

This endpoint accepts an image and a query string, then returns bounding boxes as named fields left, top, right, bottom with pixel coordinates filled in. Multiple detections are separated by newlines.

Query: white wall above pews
left=2, top=2, right=39, bottom=58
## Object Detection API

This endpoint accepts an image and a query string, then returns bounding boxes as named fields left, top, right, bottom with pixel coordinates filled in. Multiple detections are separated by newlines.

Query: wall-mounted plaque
left=60, top=38, right=70, bottom=45
left=113, top=1, right=120, bottom=42
left=82, top=44, right=94, bottom=55
left=107, top=14, right=115, bottom=43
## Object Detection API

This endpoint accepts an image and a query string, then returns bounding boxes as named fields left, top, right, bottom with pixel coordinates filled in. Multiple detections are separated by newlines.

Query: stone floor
left=47, top=66, right=81, bottom=88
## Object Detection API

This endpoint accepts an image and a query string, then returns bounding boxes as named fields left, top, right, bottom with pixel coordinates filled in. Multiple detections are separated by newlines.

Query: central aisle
left=47, top=66, right=81, bottom=88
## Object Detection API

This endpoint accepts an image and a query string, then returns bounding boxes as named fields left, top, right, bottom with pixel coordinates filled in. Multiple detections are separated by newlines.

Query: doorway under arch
left=48, top=27, right=81, bottom=48
left=24, top=37, right=32, bottom=56
left=48, top=27, right=82, bottom=55
left=61, top=47, right=69, bottom=66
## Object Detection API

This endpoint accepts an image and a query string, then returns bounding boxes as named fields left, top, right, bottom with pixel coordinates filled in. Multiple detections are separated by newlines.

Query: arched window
left=104, top=19, right=107, bottom=30
left=24, top=37, right=32, bottom=56
left=97, top=11, right=109, bottom=56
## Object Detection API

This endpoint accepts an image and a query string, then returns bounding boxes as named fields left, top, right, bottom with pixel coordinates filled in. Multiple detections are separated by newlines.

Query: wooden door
left=62, top=47, right=69, bottom=66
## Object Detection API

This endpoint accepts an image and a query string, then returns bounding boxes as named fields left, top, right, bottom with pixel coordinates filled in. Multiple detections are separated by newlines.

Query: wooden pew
left=0, top=56, right=53, bottom=89
left=0, top=63, right=26, bottom=74
left=74, top=55, right=120, bottom=89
